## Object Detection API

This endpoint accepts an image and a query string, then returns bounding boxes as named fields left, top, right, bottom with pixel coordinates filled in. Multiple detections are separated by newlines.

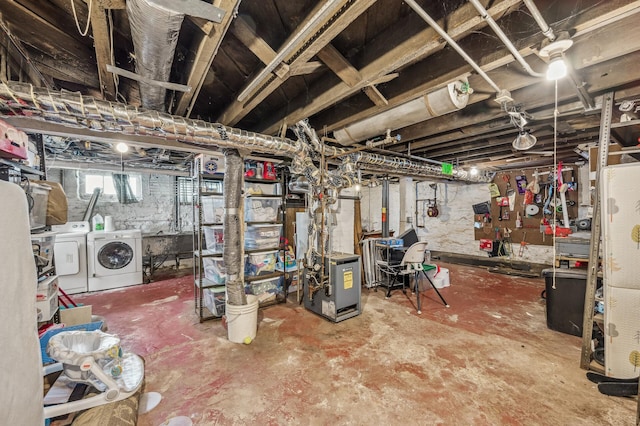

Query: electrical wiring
left=71, top=0, right=94, bottom=37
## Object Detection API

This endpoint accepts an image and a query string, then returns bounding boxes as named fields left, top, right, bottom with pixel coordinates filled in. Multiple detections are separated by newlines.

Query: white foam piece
left=138, top=392, right=162, bottom=414
left=159, top=416, right=193, bottom=426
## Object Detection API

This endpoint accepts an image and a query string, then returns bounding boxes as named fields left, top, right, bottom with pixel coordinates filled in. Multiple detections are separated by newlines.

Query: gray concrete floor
left=74, top=262, right=637, bottom=425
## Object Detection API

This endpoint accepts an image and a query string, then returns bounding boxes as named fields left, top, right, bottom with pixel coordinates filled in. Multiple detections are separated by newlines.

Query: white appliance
left=87, top=229, right=143, bottom=291
left=601, top=163, right=640, bottom=378
left=52, top=221, right=90, bottom=294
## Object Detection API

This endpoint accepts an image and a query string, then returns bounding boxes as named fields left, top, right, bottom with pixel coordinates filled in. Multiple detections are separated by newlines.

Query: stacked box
left=245, top=224, right=282, bottom=250
left=245, top=250, right=278, bottom=276
left=244, top=197, right=281, bottom=222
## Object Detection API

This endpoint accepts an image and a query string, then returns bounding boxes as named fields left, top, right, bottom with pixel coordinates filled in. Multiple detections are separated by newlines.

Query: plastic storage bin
left=245, top=250, right=278, bottom=276
left=542, top=268, right=602, bottom=337
left=245, top=224, right=282, bottom=250
left=29, top=182, right=51, bottom=229
left=203, top=287, right=226, bottom=316
left=201, top=195, right=224, bottom=223
left=244, top=196, right=282, bottom=222
left=245, top=275, right=283, bottom=299
left=203, top=257, right=226, bottom=284
left=203, top=225, right=224, bottom=253
left=36, top=275, right=58, bottom=302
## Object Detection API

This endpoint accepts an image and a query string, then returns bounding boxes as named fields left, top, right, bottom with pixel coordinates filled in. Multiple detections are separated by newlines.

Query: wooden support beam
left=173, top=0, right=239, bottom=117
left=4, top=1, right=95, bottom=61
left=88, top=4, right=115, bottom=100
left=291, top=61, right=324, bottom=76
left=218, top=0, right=377, bottom=126
left=362, top=85, right=388, bottom=106
left=95, top=0, right=126, bottom=9
left=316, top=1, right=640, bottom=141
left=149, top=0, right=226, bottom=23
left=230, top=16, right=277, bottom=66
left=316, top=44, right=361, bottom=87
left=107, top=64, right=191, bottom=92
left=259, top=0, right=522, bottom=135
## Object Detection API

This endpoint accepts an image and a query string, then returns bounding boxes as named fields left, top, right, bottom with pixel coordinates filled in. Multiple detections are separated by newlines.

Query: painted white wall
left=363, top=178, right=556, bottom=264
left=360, top=182, right=401, bottom=235
left=49, top=169, right=190, bottom=235
left=329, top=188, right=356, bottom=254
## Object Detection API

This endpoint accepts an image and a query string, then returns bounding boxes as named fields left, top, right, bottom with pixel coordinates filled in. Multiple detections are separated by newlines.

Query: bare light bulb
left=546, top=55, right=567, bottom=80
left=470, top=167, right=478, bottom=176
left=116, top=142, right=129, bottom=153
left=354, top=183, right=361, bottom=192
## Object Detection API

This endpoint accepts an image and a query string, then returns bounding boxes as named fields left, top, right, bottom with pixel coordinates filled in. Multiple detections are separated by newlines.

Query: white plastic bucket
left=226, top=294, right=259, bottom=343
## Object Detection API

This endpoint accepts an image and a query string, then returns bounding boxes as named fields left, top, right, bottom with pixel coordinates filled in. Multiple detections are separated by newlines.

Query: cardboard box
left=59, top=305, right=92, bottom=326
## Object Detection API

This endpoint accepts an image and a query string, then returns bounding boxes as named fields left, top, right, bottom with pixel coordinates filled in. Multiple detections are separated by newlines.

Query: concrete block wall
left=361, top=178, right=555, bottom=265
left=49, top=169, right=189, bottom=235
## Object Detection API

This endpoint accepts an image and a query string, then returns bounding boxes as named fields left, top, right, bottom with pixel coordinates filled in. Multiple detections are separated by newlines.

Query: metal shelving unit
left=243, top=173, right=287, bottom=307
left=192, top=157, right=287, bottom=321
left=192, top=155, right=225, bottom=322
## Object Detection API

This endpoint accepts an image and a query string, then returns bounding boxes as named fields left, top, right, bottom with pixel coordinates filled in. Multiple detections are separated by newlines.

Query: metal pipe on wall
left=382, top=177, right=389, bottom=238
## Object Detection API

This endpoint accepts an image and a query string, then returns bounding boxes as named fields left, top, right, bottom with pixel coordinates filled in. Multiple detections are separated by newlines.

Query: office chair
left=377, top=241, right=450, bottom=314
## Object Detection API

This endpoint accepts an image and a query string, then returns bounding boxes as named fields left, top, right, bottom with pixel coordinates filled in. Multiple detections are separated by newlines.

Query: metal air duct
left=127, top=0, right=184, bottom=111
left=333, top=80, right=471, bottom=144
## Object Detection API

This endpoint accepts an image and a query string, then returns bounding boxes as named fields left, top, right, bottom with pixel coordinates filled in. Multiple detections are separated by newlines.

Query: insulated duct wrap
left=333, top=80, right=470, bottom=144
left=0, top=83, right=489, bottom=183
left=127, top=0, right=184, bottom=111
left=0, top=83, right=304, bottom=157
left=223, top=148, right=246, bottom=306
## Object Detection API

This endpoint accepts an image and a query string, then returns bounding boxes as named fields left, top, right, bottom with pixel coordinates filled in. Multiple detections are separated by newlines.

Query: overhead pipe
left=521, top=0, right=556, bottom=41
left=520, top=0, right=595, bottom=110
left=223, top=148, right=246, bottom=306
left=127, top=0, right=185, bottom=111
left=404, top=0, right=502, bottom=95
left=0, top=83, right=490, bottom=183
left=469, top=0, right=545, bottom=78
left=333, top=80, right=472, bottom=144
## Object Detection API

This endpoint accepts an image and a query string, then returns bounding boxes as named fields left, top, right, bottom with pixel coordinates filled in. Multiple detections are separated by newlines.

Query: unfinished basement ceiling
left=1, top=0, right=640, bottom=174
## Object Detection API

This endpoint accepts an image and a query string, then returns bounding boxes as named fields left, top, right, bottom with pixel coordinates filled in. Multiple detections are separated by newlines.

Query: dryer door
left=97, top=241, right=134, bottom=271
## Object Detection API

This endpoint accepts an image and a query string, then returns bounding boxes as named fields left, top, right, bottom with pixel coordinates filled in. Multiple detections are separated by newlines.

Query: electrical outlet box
left=494, top=89, right=513, bottom=105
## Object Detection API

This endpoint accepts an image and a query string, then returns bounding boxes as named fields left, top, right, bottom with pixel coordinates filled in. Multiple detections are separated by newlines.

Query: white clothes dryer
left=52, top=221, right=91, bottom=295
left=87, top=229, right=142, bottom=291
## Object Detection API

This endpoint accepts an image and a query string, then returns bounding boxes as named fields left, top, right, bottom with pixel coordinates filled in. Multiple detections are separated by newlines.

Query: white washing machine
left=52, top=221, right=90, bottom=295
left=87, top=229, right=143, bottom=292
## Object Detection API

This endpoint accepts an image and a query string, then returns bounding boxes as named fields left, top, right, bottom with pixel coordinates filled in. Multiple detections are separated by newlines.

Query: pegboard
left=473, top=167, right=579, bottom=247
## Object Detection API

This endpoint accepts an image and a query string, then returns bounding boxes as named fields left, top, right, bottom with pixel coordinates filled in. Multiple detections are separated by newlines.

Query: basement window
left=176, top=177, right=194, bottom=205
left=79, top=171, right=142, bottom=203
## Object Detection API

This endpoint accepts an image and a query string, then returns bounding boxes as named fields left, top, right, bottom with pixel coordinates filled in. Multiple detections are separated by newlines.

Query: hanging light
left=546, top=53, right=567, bottom=80
left=354, top=169, right=362, bottom=192
left=539, top=34, right=573, bottom=81
left=470, top=166, right=478, bottom=176
left=512, top=130, right=538, bottom=150
left=115, top=142, right=129, bottom=153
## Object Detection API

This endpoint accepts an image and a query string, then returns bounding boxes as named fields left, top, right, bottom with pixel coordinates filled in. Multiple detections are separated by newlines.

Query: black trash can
left=542, top=268, right=600, bottom=337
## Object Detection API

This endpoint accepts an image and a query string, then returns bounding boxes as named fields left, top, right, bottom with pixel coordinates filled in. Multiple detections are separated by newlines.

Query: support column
left=382, top=177, right=389, bottom=238
left=399, top=177, right=413, bottom=233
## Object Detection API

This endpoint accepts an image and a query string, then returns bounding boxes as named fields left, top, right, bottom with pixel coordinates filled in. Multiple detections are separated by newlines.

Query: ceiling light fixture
left=539, top=33, right=573, bottom=81
left=512, top=130, right=538, bottom=151
left=470, top=166, right=478, bottom=176
left=115, top=142, right=129, bottom=153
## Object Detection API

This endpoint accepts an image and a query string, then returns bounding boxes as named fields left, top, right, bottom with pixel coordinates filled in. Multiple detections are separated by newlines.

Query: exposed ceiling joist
left=259, top=0, right=522, bottom=135
left=86, top=2, right=115, bottom=99
left=173, top=0, right=239, bottom=117
left=218, top=0, right=377, bottom=126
